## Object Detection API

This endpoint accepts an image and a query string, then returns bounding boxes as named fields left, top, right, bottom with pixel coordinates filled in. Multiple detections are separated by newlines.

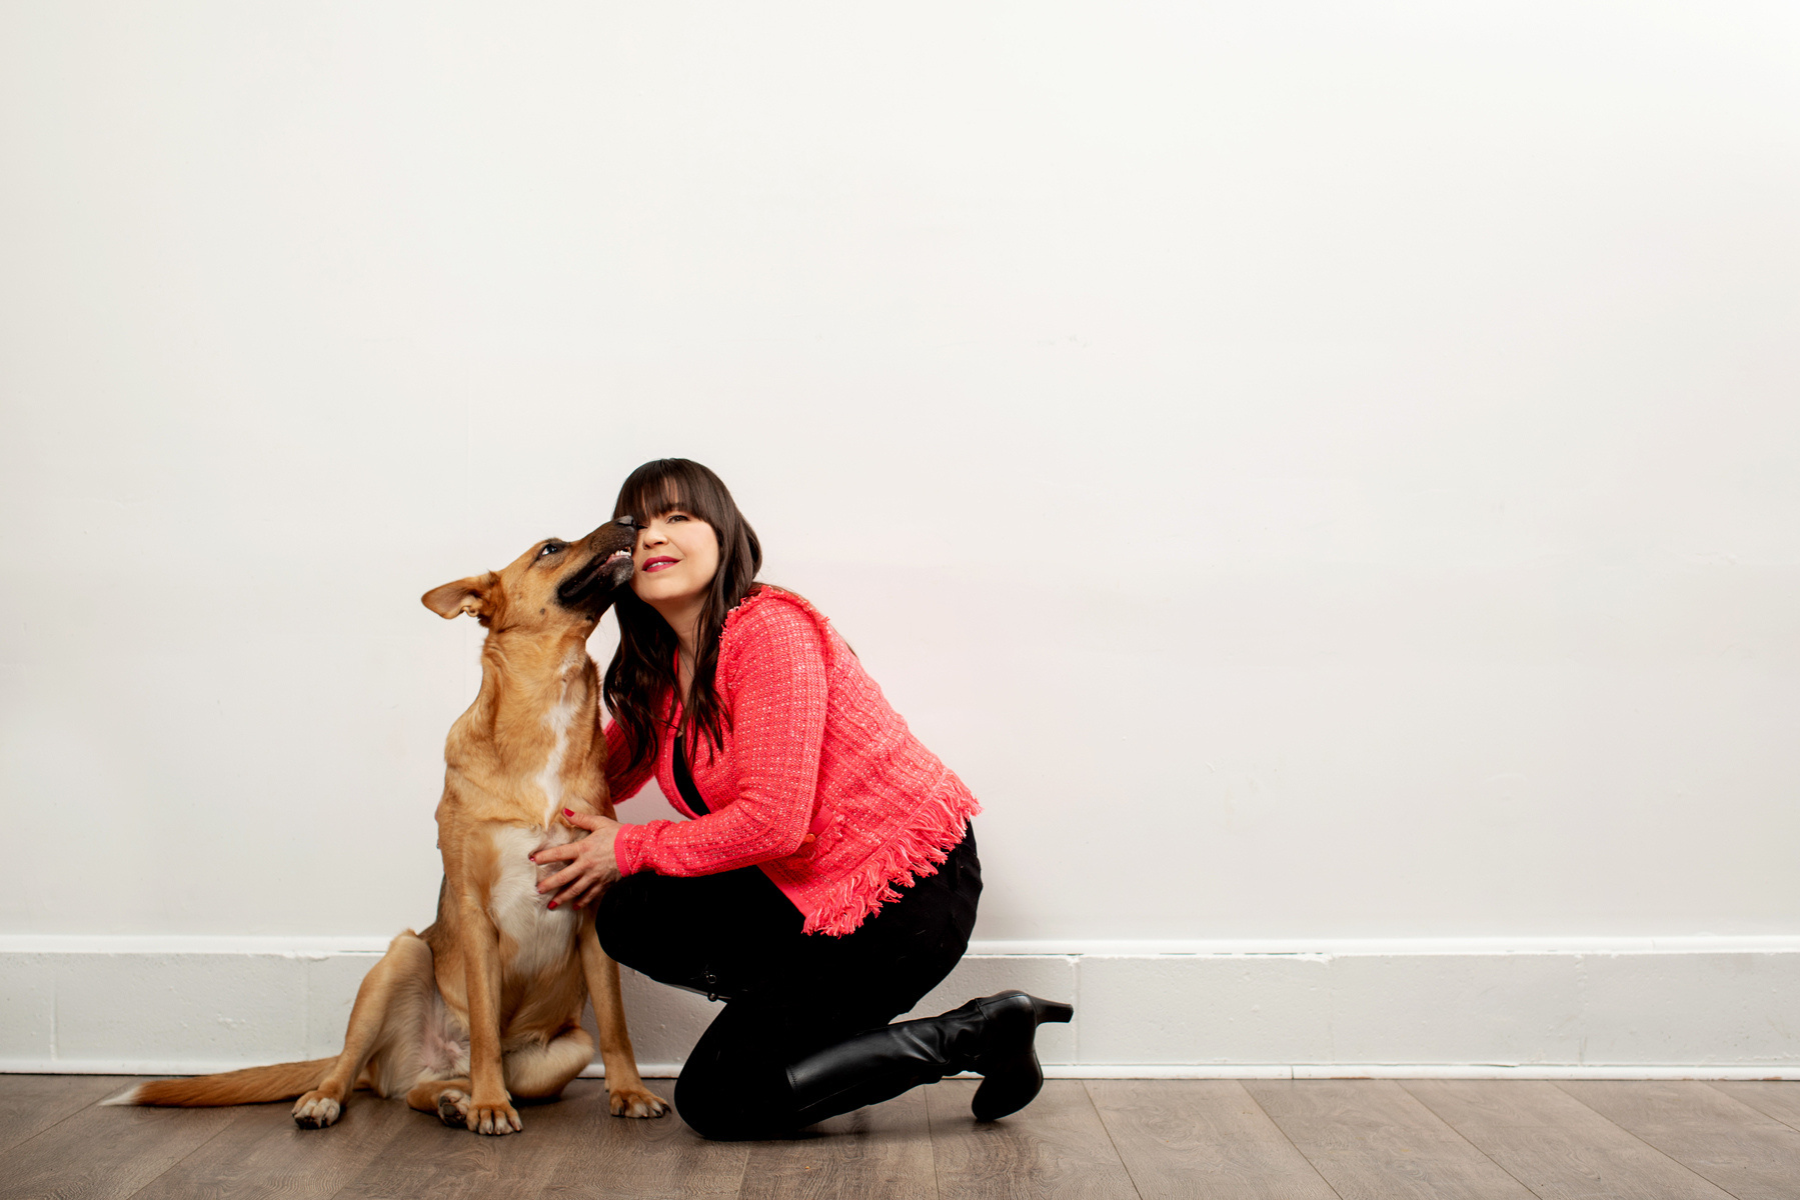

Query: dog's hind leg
left=294, top=931, right=434, bottom=1129
left=408, top=1076, right=475, bottom=1126
left=503, top=1025, right=594, bottom=1101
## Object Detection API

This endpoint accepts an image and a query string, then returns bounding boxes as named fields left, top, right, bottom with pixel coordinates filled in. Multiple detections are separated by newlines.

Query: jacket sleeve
left=613, top=602, right=828, bottom=876
left=602, top=718, right=656, bottom=805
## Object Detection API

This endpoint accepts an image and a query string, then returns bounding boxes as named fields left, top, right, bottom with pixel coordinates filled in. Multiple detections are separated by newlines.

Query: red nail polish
left=547, top=901, right=557, bottom=910
left=563, top=808, right=574, bottom=817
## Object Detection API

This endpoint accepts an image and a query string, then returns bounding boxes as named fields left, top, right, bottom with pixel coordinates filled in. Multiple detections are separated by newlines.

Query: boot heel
left=966, top=994, right=1074, bottom=1123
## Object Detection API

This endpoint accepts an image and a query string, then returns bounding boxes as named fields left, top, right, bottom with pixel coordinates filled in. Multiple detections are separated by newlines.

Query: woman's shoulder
left=718, top=585, right=834, bottom=663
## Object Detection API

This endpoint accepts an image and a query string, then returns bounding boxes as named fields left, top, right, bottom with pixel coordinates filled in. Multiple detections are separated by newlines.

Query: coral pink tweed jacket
left=612, top=586, right=986, bottom=935
left=606, top=587, right=982, bottom=936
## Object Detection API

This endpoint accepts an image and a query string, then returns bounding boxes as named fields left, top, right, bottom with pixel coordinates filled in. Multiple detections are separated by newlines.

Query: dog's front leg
left=457, top=902, right=521, bottom=1135
left=580, top=915, right=669, bottom=1118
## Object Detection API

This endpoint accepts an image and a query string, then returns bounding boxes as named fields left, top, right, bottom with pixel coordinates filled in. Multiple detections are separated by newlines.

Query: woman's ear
left=422, top=572, right=498, bottom=619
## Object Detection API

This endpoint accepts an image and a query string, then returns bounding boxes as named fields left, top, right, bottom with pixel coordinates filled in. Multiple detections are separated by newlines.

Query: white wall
left=3, top=0, right=1798, bottom=987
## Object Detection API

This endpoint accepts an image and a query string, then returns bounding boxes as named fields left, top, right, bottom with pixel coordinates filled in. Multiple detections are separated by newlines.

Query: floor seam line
left=318, top=1105, right=419, bottom=1200
left=1549, top=1081, right=1753, bottom=1200
left=924, top=1084, right=943, bottom=1200
left=1237, top=1081, right=1347, bottom=1200
left=0, top=1078, right=125, bottom=1161
left=1396, top=1080, right=1553, bottom=1200
left=1701, top=1081, right=1800, bottom=1135
left=117, top=1106, right=257, bottom=1200
left=1079, top=1079, right=1146, bottom=1200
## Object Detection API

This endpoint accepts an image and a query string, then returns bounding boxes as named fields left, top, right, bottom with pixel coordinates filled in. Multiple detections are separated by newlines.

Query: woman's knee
left=673, top=1055, right=793, bottom=1141
left=595, top=873, right=662, bottom=969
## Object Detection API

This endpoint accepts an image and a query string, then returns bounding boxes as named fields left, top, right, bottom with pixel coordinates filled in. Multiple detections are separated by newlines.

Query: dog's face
left=421, top=517, right=638, bottom=633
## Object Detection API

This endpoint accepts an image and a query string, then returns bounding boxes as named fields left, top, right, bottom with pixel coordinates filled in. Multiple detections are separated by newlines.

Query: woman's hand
left=532, top=810, right=625, bottom=910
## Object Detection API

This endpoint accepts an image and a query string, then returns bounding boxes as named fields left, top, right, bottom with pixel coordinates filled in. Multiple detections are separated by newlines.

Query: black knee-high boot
left=785, top=991, right=1074, bottom=1128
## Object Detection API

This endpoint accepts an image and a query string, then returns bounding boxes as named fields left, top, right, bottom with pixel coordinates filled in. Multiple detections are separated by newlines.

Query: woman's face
left=631, top=508, right=721, bottom=608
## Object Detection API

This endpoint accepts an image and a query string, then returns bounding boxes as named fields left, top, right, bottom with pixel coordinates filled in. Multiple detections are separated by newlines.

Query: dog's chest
left=530, top=665, right=585, bottom=825
left=486, top=824, right=581, bottom=978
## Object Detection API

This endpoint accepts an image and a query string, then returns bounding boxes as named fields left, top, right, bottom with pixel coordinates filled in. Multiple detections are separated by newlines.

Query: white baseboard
left=4, top=936, right=1797, bottom=1078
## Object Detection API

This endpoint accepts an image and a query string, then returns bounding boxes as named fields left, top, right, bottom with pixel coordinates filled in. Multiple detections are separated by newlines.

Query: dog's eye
left=539, top=543, right=563, bottom=558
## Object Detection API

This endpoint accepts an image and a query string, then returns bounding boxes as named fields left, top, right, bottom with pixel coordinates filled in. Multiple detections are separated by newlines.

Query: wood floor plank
left=127, top=1093, right=413, bottom=1200
left=1558, top=1080, right=1800, bottom=1200
left=926, top=1079, right=1137, bottom=1200
left=0, top=1092, right=240, bottom=1200
left=1242, top=1080, right=1533, bottom=1200
left=0, top=1075, right=132, bottom=1158
left=1403, top=1080, right=1729, bottom=1200
left=535, top=1085, right=748, bottom=1199
left=18, top=1076, right=1800, bottom=1200
left=1085, top=1079, right=1335, bottom=1200
left=738, top=1088, right=936, bottom=1200
left=332, top=1081, right=604, bottom=1200
left=1709, top=1081, right=1800, bottom=1133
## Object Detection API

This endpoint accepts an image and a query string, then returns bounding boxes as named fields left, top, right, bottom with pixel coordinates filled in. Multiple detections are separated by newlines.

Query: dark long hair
left=603, top=459, right=763, bottom=781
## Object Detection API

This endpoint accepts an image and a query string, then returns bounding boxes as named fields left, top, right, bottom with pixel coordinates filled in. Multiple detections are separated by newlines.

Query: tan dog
left=109, top=517, right=669, bottom=1132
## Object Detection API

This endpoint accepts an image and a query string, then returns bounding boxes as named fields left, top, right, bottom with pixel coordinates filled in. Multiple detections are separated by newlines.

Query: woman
left=531, top=458, right=1071, bottom=1140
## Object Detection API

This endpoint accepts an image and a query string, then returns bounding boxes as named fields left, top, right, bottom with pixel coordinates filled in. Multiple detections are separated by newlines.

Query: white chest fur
left=486, top=824, right=580, bottom=978
left=531, top=654, right=584, bottom=826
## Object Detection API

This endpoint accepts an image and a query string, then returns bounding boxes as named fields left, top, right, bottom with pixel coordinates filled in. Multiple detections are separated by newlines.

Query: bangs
left=612, top=459, right=729, bottom=528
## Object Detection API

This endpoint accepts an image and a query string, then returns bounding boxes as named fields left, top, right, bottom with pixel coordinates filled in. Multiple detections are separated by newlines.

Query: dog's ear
left=422, top=572, right=498, bottom=620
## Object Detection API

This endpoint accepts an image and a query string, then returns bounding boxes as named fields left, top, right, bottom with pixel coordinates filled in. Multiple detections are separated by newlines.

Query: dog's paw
left=469, top=1099, right=523, bottom=1135
left=608, top=1085, right=671, bottom=1119
left=435, top=1087, right=471, bottom=1128
left=292, top=1091, right=342, bottom=1129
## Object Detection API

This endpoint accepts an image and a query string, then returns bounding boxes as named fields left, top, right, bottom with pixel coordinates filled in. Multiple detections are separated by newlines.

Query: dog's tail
left=101, top=1057, right=338, bottom=1107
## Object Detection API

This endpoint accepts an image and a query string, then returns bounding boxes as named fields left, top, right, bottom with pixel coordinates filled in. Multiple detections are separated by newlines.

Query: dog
left=108, top=517, right=669, bottom=1132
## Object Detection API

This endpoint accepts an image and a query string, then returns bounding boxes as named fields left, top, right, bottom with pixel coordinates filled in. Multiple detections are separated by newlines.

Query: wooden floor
left=6, top=1075, right=1800, bottom=1200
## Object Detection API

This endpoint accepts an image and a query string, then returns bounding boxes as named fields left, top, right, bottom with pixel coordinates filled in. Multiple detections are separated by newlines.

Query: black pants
left=597, top=825, right=982, bottom=1139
